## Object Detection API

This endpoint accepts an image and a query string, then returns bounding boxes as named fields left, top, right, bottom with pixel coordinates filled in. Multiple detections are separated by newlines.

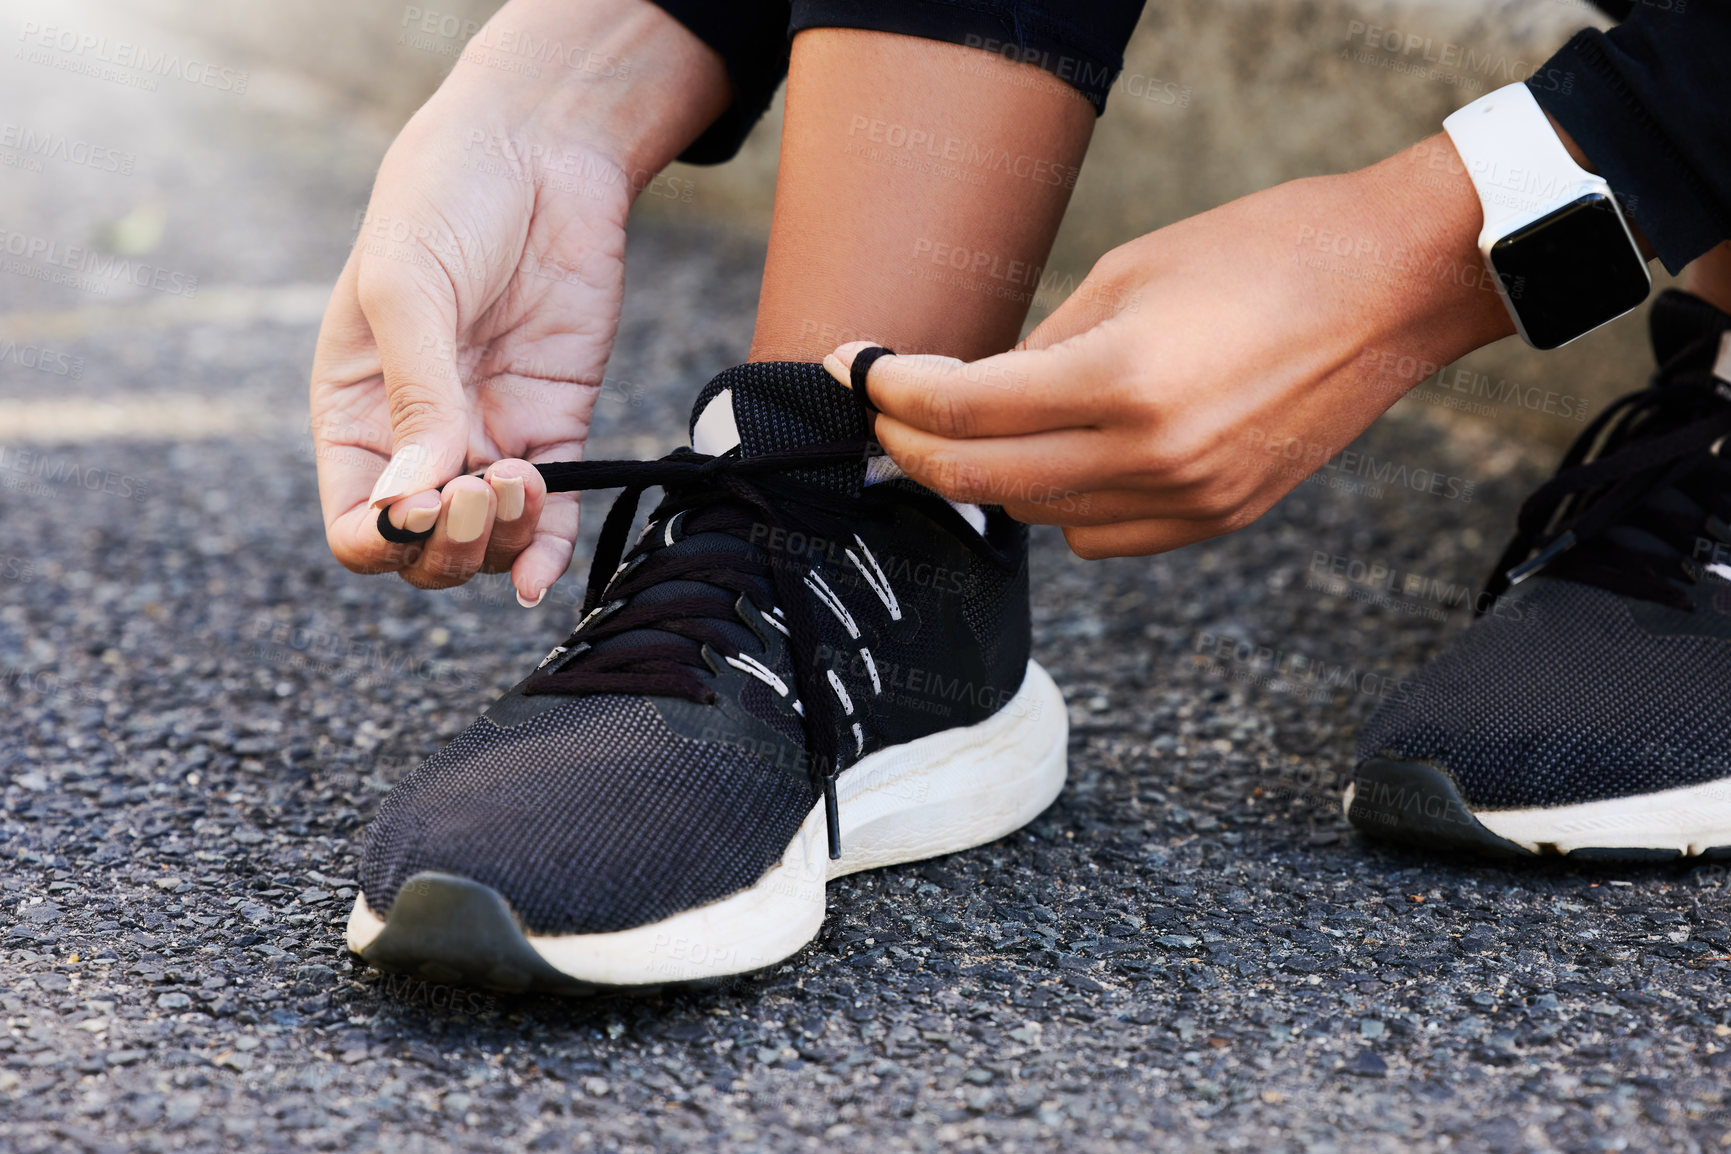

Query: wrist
left=434, top=0, right=729, bottom=192
left=1352, top=133, right=1519, bottom=359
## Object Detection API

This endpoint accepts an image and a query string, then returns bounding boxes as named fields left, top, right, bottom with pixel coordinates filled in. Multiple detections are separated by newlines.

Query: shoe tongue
left=1649, top=289, right=1731, bottom=377
left=689, top=362, right=870, bottom=494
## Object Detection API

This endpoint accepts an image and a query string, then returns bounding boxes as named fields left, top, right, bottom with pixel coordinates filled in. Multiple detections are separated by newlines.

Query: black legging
left=652, top=0, right=1146, bottom=164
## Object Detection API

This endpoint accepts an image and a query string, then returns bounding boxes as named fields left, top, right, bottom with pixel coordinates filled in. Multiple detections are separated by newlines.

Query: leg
left=749, top=30, right=1096, bottom=363
left=352, top=19, right=1123, bottom=993
left=1684, top=240, right=1731, bottom=314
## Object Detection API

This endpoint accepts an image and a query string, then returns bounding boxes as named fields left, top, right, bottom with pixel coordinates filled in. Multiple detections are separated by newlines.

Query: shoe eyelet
left=608, top=553, right=647, bottom=589
left=537, top=641, right=590, bottom=671
left=573, top=599, right=626, bottom=634
left=734, top=595, right=779, bottom=649
left=699, top=643, right=726, bottom=677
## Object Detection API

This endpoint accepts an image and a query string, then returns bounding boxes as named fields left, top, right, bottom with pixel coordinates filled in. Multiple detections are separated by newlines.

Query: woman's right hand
left=309, top=0, right=726, bottom=604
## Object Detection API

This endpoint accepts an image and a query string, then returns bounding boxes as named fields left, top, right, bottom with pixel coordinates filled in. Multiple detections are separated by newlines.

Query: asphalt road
left=5, top=5, right=1731, bottom=1152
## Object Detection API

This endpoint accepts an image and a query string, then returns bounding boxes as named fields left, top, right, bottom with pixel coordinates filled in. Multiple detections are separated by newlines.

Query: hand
left=826, top=135, right=1516, bottom=558
left=310, top=0, right=725, bottom=600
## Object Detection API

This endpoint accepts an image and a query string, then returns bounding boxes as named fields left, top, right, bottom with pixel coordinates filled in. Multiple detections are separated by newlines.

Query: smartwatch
left=1443, top=82, right=1650, bottom=351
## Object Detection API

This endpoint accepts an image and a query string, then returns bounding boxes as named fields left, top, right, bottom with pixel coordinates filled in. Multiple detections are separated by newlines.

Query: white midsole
left=1475, top=774, right=1731, bottom=855
left=345, top=659, right=1068, bottom=985
left=1344, top=774, right=1731, bottom=855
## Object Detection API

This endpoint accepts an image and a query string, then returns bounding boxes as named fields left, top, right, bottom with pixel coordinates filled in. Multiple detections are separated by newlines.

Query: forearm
left=413, top=0, right=730, bottom=190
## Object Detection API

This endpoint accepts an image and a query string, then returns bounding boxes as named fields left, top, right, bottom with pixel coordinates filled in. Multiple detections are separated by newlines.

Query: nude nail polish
left=516, top=588, right=546, bottom=609
left=492, top=475, right=526, bottom=522
left=446, top=486, right=490, bottom=543
left=402, top=504, right=439, bottom=535
left=368, top=445, right=434, bottom=508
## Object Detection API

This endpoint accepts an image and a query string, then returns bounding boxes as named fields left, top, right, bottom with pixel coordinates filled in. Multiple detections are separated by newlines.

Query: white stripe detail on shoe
left=826, top=669, right=855, bottom=716
left=804, top=572, right=859, bottom=639
left=846, top=537, right=901, bottom=621
left=859, top=648, right=882, bottom=694
left=725, top=653, right=790, bottom=697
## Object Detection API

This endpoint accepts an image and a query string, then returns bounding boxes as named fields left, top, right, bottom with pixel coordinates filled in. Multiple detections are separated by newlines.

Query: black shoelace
left=1485, top=358, right=1731, bottom=612
left=521, top=441, right=883, bottom=859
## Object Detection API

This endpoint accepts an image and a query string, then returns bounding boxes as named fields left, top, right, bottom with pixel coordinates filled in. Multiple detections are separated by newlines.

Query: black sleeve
left=788, top=1, right=1146, bottom=113
left=1527, top=1, right=1731, bottom=274
left=647, top=0, right=1146, bottom=166
left=647, top=1, right=792, bottom=166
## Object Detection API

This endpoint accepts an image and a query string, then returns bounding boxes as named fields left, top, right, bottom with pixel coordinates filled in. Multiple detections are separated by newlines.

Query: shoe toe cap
left=1358, top=578, right=1731, bottom=809
left=359, top=695, right=813, bottom=936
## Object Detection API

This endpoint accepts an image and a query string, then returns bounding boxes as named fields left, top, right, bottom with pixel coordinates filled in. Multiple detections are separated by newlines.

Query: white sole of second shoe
left=1472, top=776, right=1731, bottom=856
left=346, top=659, right=1068, bottom=987
left=1343, top=771, right=1731, bottom=857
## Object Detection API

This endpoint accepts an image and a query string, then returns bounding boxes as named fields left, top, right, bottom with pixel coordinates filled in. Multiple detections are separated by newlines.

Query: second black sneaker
left=1349, top=290, right=1731, bottom=859
left=346, top=361, right=1067, bottom=991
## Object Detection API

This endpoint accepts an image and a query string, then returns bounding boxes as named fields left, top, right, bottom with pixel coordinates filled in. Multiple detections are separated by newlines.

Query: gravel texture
left=5, top=8, right=1731, bottom=1153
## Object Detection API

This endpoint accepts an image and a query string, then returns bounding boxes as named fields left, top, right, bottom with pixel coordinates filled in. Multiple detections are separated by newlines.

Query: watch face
left=1489, top=194, right=1651, bottom=350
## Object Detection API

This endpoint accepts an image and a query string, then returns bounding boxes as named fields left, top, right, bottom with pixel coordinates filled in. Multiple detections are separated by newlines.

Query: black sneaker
left=345, top=360, right=1067, bottom=992
left=1348, top=290, right=1731, bottom=859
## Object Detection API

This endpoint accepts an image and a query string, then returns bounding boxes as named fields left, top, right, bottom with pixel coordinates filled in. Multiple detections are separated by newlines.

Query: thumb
left=1021, top=251, right=1142, bottom=352
left=356, top=266, right=471, bottom=508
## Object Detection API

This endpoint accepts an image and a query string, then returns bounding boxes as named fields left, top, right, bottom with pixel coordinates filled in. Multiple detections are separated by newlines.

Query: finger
left=1063, top=517, right=1224, bottom=560
left=508, top=490, right=581, bottom=609
left=996, top=488, right=1172, bottom=528
left=822, top=336, right=1116, bottom=440
left=478, top=459, right=546, bottom=575
left=325, top=502, right=427, bottom=575
left=1059, top=485, right=1284, bottom=557
left=313, top=259, right=407, bottom=574
left=385, top=491, right=442, bottom=536
left=998, top=474, right=1279, bottom=527
left=872, top=413, right=1123, bottom=506
left=401, top=475, right=495, bottom=589
left=355, top=260, right=472, bottom=511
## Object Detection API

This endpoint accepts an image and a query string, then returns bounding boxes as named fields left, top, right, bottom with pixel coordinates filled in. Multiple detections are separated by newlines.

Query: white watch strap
left=1443, top=82, right=1601, bottom=237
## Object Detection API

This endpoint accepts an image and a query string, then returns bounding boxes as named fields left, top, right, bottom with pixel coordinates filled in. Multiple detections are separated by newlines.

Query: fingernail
left=822, top=353, right=850, bottom=388
left=492, top=474, right=526, bottom=522
left=446, top=486, right=490, bottom=543
left=369, top=445, right=434, bottom=508
left=403, top=504, right=439, bottom=534
left=516, top=587, right=545, bottom=609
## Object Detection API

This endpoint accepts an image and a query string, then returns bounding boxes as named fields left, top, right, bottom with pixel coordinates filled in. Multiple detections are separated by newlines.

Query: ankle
left=1684, top=242, right=1731, bottom=316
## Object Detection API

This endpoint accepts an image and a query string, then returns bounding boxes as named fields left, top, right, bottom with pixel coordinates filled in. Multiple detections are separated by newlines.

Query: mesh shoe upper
left=1359, top=290, right=1731, bottom=808
left=359, top=362, right=1032, bottom=935
left=1357, top=576, right=1731, bottom=808
left=361, top=695, right=818, bottom=936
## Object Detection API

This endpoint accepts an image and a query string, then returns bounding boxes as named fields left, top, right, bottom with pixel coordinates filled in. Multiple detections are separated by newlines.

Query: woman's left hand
left=826, top=134, right=1515, bottom=558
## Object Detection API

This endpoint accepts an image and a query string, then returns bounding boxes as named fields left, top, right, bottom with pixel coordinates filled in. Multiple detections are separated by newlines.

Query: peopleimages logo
left=1191, top=631, right=1413, bottom=704
left=0, top=340, right=83, bottom=378
left=846, top=116, right=1080, bottom=189
left=0, top=227, right=198, bottom=297
left=0, top=123, right=134, bottom=175
left=1316, top=449, right=1474, bottom=503
left=1305, top=551, right=1525, bottom=622
left=15, top=21, right=250, bottom=94
left=0, top=447, right=150, bottom=503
